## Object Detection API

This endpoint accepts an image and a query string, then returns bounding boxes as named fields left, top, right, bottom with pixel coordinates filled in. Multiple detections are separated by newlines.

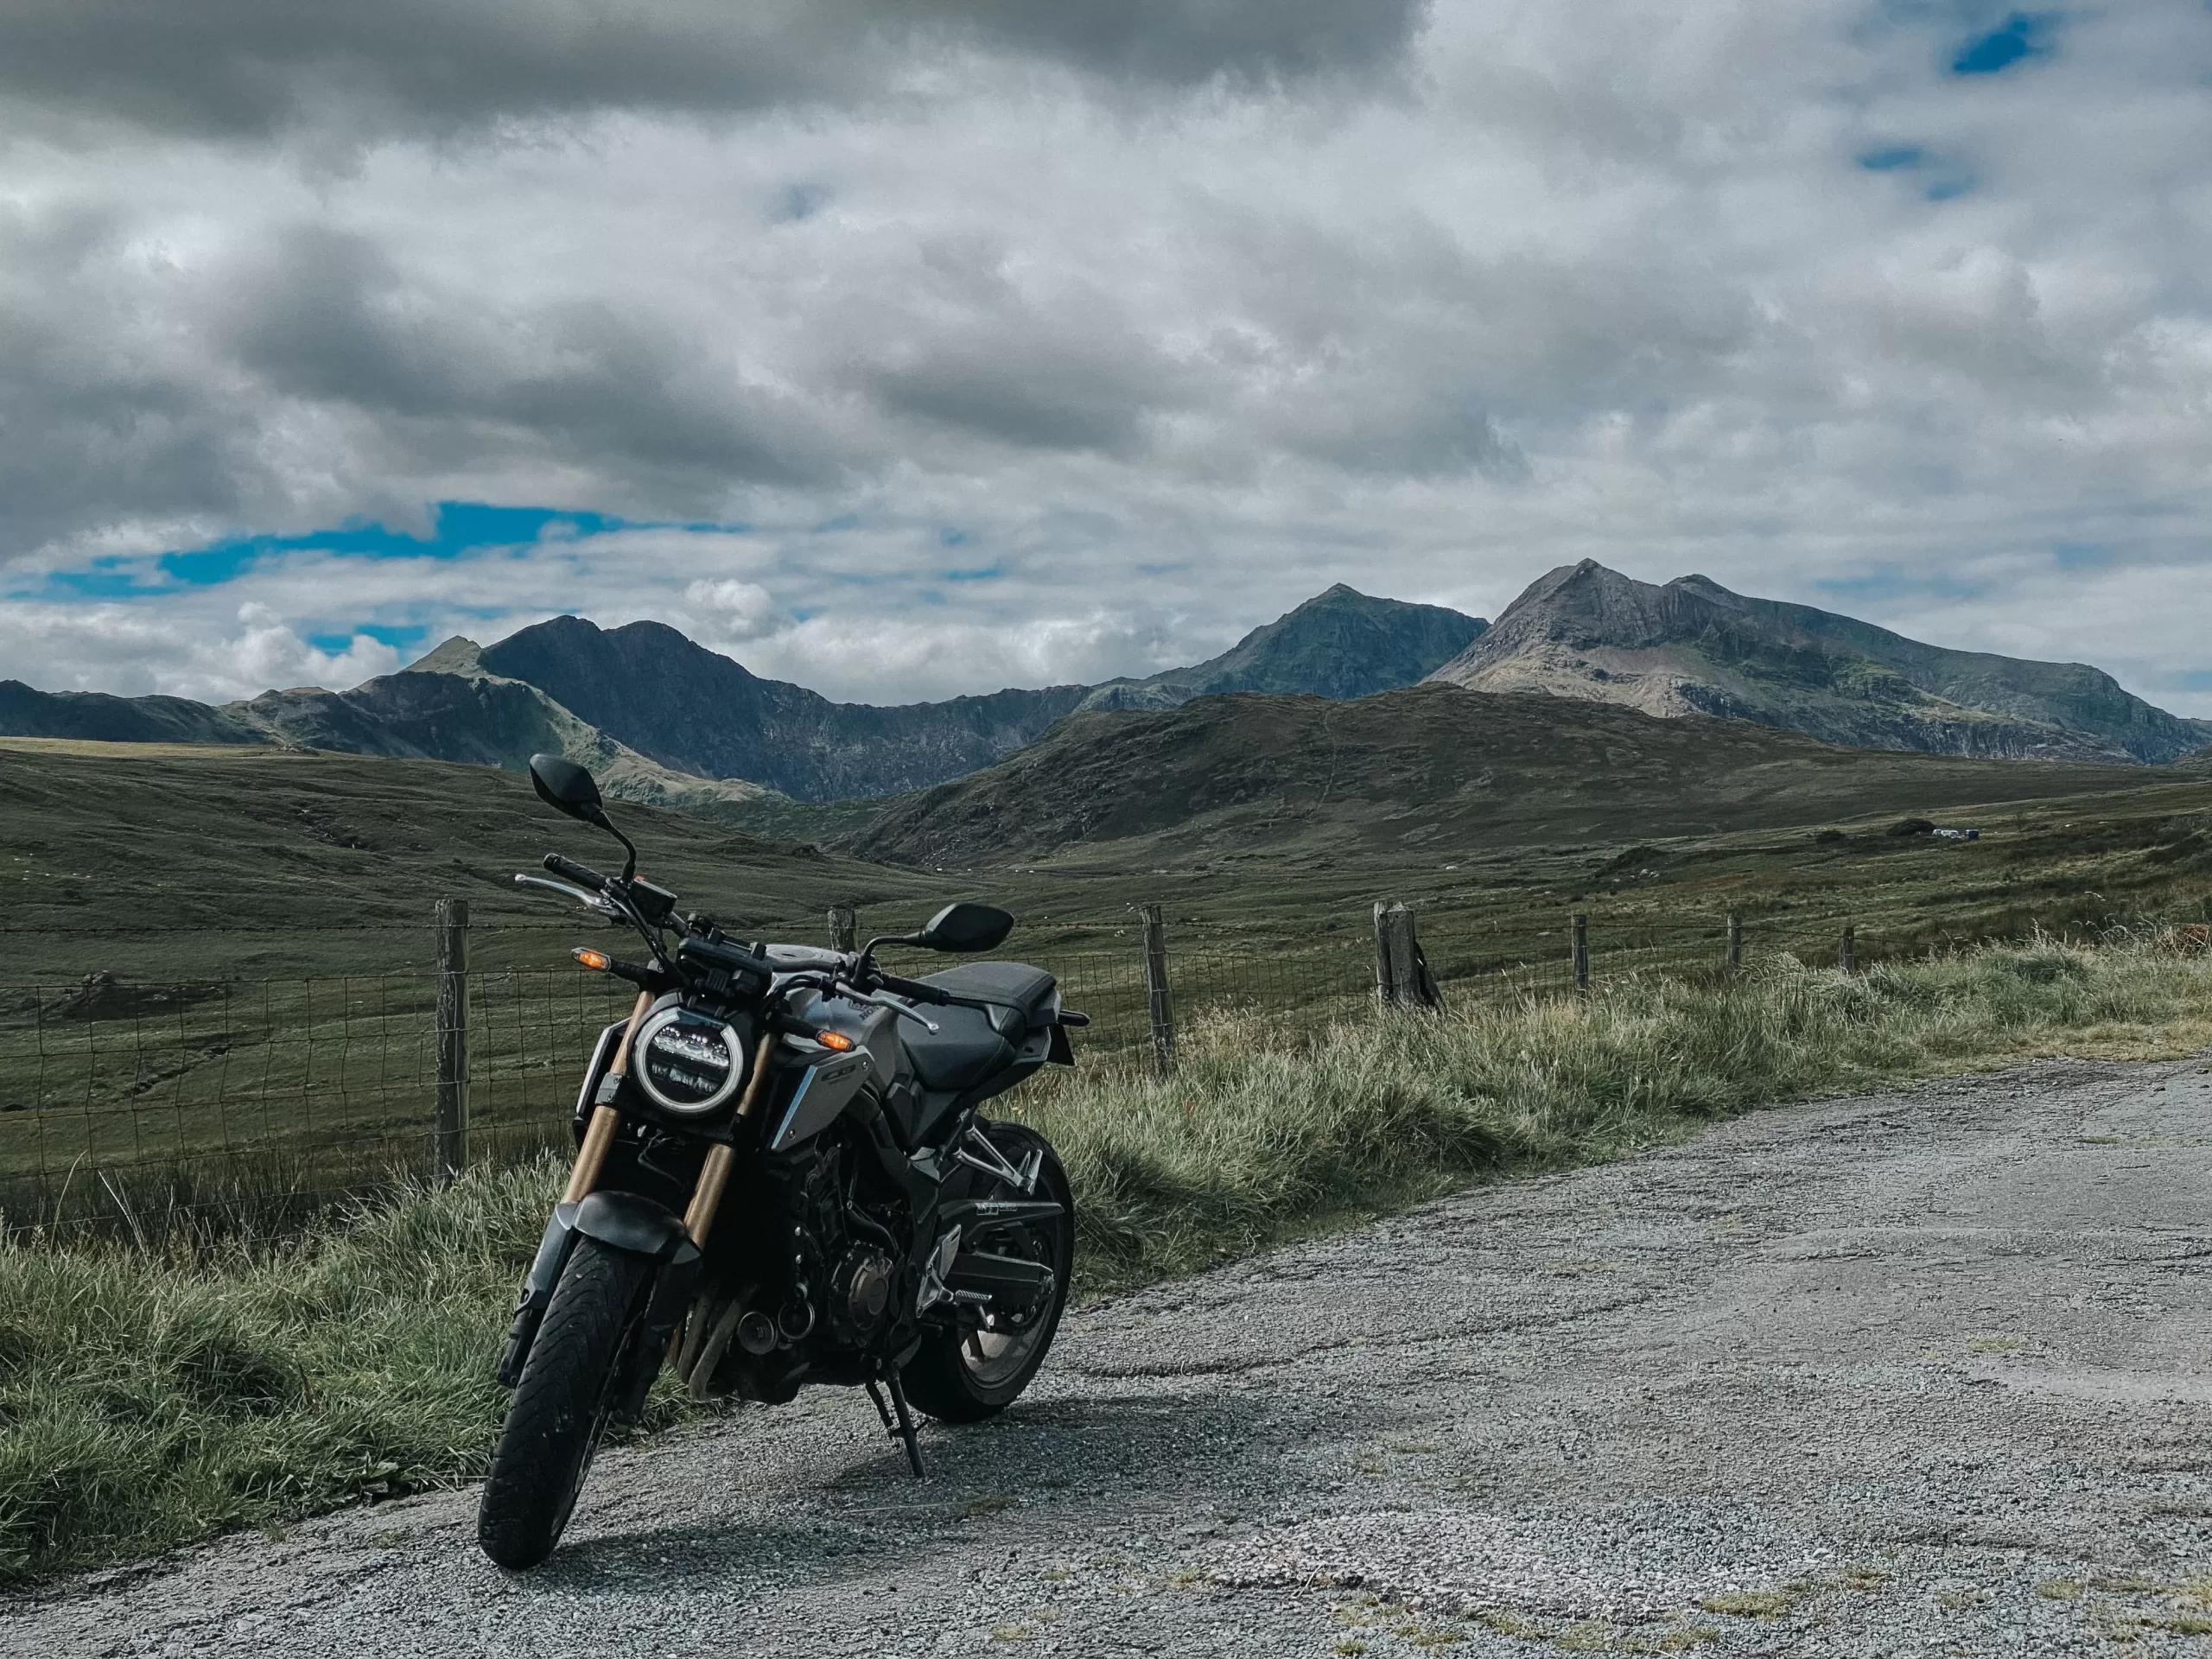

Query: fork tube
left=682, top=1146, right=734, bottom=1245
left=680, top=1035, right=775, bottom=1246
left=563, top=990, right=653, bottom=1204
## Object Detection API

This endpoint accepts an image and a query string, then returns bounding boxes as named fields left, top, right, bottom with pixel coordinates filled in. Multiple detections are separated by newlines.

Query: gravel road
left=12, top=1056, right=2212, bottom=1657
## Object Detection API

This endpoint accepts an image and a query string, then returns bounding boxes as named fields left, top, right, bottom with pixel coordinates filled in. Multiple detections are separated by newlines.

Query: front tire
left=478, top=1236, right=652, bottom=1570
left=902, top=1122, right=1073, bottom=1424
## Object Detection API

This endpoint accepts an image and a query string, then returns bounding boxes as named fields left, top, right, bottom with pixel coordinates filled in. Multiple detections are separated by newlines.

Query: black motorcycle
left=477, top=753, right=1083, bottom=1569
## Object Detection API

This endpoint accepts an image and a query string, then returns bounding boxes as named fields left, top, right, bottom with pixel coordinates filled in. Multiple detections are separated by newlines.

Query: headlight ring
left=632, top=1006, right=747, bottom=1115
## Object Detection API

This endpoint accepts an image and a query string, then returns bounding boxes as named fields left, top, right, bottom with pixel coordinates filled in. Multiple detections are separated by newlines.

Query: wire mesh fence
left=5, top=893, right=2194, bottom=1236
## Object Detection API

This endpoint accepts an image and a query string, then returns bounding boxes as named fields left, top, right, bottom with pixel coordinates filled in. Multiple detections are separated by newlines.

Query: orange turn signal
left=816, top=1030, right=855, bottom=1052
left=573, top=948, right=612, bottom=972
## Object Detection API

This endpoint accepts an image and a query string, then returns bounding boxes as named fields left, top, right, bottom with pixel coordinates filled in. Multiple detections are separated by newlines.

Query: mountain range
left=1, top=563, right=2203, bottom=836
left=0, top=584, right=1484, bottom=805
left=851, top=682, right=2165, bottom=867
left=1429, top=561, right=2212, bottom=765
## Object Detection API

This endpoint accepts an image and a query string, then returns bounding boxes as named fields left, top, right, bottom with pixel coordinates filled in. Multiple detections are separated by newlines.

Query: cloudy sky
left=3, top=1, right=2209, bottom=711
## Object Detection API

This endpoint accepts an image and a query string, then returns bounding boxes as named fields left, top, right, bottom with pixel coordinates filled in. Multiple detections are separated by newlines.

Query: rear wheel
left=902, top=1122, right=1073, bottom=1423
left=478, top=1236, right=652, bottom=1570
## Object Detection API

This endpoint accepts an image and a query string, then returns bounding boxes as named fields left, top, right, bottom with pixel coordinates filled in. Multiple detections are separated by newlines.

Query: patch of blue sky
left=1951, top=12, right=2056, bottom=75
left=1810, top=567, right=1990, bottom=606
left=943, top=564, right=1003, bottom=582
left=14, top=500, right=760, bottom=605
left=2053, top=543, right=2113, bottom=570
left=939, top=528, right=970, bottom=548
left=27, top=561, right=150, bottom=600
left=1855, top=143, right=1976, bottom=201
left=307, top=623, right=429, bottom=656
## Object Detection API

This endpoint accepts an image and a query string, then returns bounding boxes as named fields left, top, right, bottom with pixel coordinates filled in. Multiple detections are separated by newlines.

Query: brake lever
left=512, top=874, right=623, bottom=918
left=834, top=982, right=940, bottom=1035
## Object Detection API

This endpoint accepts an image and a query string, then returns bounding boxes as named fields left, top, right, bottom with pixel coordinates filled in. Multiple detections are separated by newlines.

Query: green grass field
left=2, top=736, right=2209, bottom=1227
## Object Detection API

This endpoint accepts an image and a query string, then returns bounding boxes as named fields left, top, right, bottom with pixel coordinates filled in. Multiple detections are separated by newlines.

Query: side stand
left=865, top=1371, right=925, bottom=1480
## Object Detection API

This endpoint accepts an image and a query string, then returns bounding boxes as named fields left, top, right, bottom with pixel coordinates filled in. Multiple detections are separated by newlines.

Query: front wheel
left=478, top=1236, right=652, bottom=1570
left=902, top=1122, right=1074, bottom=1424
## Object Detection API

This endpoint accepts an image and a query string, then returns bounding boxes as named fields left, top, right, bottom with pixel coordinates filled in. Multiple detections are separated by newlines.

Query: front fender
left=573, top=1189, right=690, bottom=1260
left=495, top=1192, right=699, bottom=1389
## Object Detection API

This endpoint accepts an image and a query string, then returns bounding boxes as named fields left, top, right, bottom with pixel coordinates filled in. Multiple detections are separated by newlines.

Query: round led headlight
left=632, top=1007, right=747, bottom=1115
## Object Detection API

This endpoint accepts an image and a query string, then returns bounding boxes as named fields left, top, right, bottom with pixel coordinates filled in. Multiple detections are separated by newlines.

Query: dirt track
left=11, top=1056, right=2212, bottom=1656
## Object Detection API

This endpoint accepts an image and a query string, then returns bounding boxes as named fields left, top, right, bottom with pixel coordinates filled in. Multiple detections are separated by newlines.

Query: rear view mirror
left=529, top=753, right=608, bottom=825
left=915, top=902, right=1014, bottom=954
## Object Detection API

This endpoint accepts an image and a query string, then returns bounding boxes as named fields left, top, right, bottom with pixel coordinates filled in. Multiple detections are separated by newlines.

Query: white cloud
left=0, top=599, right=400, bottom=702
left=2, top=0, right=2211, bottom=712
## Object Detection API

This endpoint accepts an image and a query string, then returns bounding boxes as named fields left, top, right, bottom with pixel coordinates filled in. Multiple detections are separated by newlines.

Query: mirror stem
left=594, top=811, right=639, bottom=884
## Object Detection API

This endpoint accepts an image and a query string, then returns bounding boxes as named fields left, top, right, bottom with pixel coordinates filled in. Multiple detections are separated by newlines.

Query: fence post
left=1839, top=924, right=1856, bottom=976
left=435, top=897, right=470, bottom=1179
left=1373, top=901, right=1398, bottom=1005
left=1571, top=912, right=1591, bottom=996
left=1139, top=903, right=1175, bottom=1079
left=1726, top=912, right=1743, bottom=975
left=1373, top=901, right=1443, bottom=1010
left=828, top=906, right=857, bottom=952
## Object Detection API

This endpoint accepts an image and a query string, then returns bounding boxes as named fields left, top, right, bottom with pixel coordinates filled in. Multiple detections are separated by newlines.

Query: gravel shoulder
left=12, top=1057, right=2212, bottom=1657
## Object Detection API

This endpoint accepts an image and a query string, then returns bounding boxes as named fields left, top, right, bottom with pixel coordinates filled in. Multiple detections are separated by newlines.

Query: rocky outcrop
left=1077, top=585, right=1485, bottom=712
left=229, top=671, right=768, bottom=809
left=1427, top=561, right=2212, bottom=764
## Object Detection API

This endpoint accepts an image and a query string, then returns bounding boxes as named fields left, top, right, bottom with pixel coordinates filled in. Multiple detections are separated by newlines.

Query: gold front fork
left=682, top=1033, right=778, bottom=1246
left=562, top=991, right=653, bottom=1205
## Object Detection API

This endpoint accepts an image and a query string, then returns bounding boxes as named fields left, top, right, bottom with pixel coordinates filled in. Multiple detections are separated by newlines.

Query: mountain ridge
left=851, top=682, right=2172, bottom=868
left=1075, top=584, right=1485, bottom=712
left=0, top=584, right=1484, bottom=805
left=1427, top=560, right=2212, bottom=764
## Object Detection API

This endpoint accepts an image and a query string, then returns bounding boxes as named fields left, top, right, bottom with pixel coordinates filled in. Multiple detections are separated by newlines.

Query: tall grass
left=3, top=935, right=2209, bottom=1581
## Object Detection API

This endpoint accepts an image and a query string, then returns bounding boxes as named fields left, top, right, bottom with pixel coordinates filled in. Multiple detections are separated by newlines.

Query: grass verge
left=3, top=933, right=2209, bottom=1581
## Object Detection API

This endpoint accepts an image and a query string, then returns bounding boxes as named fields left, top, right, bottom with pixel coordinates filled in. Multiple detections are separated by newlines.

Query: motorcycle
left=477, top=753, right=1084, bottom=1570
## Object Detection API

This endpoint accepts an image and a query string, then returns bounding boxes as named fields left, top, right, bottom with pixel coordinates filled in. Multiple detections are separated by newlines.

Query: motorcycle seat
left=898, top=963, right=1058, bottom=1094
left=917, top=962, right=1058, bottom=1036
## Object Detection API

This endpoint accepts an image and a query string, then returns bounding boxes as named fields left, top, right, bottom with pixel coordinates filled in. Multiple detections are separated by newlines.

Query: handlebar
left=544, top=853, right=607, bottom=892
left=873, top=971, right=951, bottom=1006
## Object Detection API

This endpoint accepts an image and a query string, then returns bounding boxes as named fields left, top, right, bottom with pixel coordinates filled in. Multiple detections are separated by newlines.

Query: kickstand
left=865, top=1371, right=925, bottom=1480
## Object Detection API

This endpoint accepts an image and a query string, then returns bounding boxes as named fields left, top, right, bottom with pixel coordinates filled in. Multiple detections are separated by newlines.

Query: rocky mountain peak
left=1426, top=559, right=2212, bottom=765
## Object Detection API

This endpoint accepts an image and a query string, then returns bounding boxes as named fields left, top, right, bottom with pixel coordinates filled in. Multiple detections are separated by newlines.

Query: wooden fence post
left=1571, top=912, right=1591, bottom=996
left=1839, top=924, right=1856, bottom=976
left=1373, top=901, right=1443, bottom=1010
left=1140, top=903, right=1175, bottom=1079
left=828, top=906, right=857, bottom=952
left=1726, top=912, right=1743, bottom=974
left=435, top=897, right=470, bottom=1179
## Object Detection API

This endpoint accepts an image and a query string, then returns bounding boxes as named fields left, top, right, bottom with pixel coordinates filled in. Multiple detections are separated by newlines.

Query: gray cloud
left=0, top=207, right=260, bottom=556
left=0, top=0, right=1426, bottom=143
left=217, top=226, right=842, bottom=499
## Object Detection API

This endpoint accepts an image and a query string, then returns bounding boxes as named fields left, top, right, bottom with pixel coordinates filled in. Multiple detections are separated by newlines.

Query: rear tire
left=902, top=1123, right=1073, bottom=1424
left=477, top=1236, right=652, bottom=1570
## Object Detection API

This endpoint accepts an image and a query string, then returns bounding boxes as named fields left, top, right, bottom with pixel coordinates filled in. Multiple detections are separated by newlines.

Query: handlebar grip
left=875, top=971, right=951, bottom=1006
left=544, top=852, right=607, bottom=892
